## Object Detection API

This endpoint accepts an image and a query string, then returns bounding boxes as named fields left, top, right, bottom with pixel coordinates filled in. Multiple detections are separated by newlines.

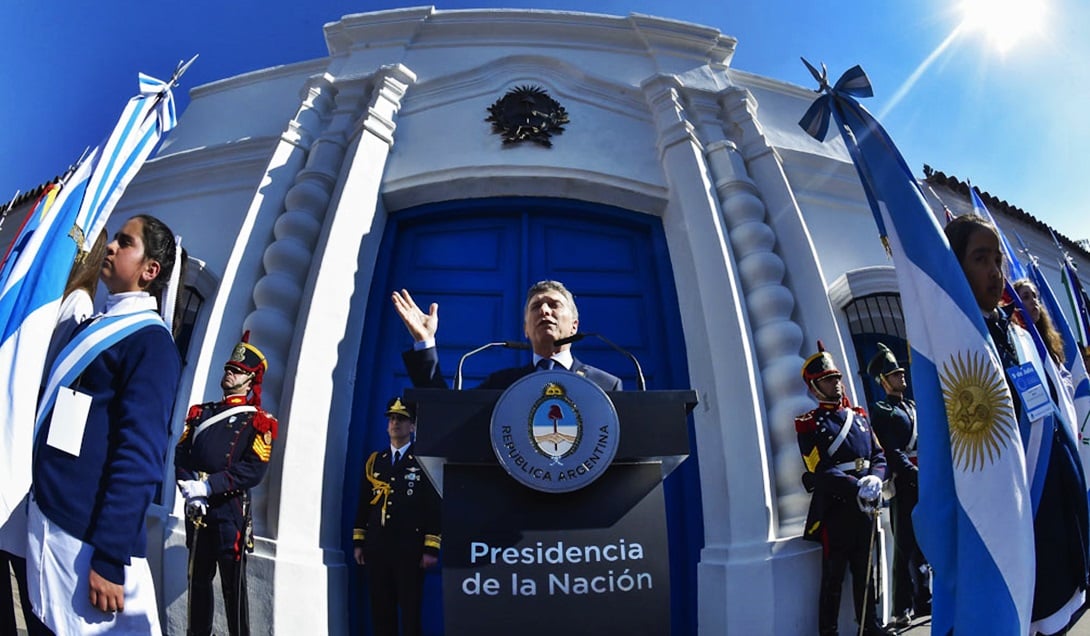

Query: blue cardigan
left=33, top=323, right=181, bottom=584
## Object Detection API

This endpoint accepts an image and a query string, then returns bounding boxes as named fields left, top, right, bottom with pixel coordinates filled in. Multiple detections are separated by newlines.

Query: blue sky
left=2, top=0, right=1086, bottom=242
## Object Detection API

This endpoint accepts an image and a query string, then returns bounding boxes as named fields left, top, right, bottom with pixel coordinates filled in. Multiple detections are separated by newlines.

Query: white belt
left=834, top=458, right=870, bottom=472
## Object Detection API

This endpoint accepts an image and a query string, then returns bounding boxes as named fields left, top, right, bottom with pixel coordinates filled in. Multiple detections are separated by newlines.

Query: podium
left=406, top=386, right=697, bottom=635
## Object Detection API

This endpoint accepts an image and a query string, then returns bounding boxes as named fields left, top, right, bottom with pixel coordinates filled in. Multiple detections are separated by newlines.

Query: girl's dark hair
left=171, top=248, right=189, bottom=338
left=64, top=229, right=108, bottom=300
left=133, top=214, right=177, bottom=299
left=943, top=214, right=999, bottom=263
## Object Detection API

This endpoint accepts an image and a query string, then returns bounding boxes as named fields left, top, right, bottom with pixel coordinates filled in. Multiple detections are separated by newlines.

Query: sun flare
left=959, top=0, right=1048, bottom=53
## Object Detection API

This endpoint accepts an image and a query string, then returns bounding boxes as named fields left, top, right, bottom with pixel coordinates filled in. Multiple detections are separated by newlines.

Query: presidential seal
left=491, top=370, right=620, bottom=493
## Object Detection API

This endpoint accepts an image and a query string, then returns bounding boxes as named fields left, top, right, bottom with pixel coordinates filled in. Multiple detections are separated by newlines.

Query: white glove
left=178, top=479, right=210, bottom=500
left=857, top=475, right=882, bottom=502
left=185, top=497, right=208, bottom=519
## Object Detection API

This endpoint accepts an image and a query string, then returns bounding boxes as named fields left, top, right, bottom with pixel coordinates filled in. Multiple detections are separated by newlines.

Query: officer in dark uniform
left=795, top=342, right=891, bottom=636
left=867, top=343, right=931, bottom=629
left=354, top=397, right=441, bottom=636
left=175, top=332, right=278, bottom=636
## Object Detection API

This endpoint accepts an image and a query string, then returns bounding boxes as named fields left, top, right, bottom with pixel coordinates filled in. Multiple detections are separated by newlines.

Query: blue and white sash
left=35, top=310, right=167, bottom=435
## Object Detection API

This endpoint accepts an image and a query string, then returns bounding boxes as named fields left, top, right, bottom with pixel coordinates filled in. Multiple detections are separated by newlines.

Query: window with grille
left=843, top=292, right=910, bottom=406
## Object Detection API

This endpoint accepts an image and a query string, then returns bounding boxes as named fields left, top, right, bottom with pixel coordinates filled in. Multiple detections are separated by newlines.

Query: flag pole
left=141, top=54, right=199, bottom=128
left=2, top=190, right=20, bottom=214
left=0, top=190, right=21, bottom=233
left=924, top=183, right=956, bottom=223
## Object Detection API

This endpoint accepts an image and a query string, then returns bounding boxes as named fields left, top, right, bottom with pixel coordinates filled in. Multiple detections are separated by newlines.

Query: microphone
left=455, top=341, right=530, bottom=390
left=554, top=332, right=646, bottom=391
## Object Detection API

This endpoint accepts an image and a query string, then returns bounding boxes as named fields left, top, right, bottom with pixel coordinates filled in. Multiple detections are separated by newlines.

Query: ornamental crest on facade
left=486, top=85, right=569, bottom=147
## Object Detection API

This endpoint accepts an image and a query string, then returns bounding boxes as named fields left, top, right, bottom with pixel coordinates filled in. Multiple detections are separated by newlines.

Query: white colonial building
left=6, top=7, right=1087, bottom=635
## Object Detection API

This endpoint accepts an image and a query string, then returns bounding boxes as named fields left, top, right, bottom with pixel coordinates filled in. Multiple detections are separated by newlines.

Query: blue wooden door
left=344, top=197, right=702, bottom=634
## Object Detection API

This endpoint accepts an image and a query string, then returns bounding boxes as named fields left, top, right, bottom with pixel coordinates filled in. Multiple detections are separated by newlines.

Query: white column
left=161, top=73, right=340, bottom=636
left=642, top=73, right=779, bottom=636
left=272, top=64, right=416, bottom=635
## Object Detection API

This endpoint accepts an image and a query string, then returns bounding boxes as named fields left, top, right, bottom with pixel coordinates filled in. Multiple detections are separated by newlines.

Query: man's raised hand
left=391, top=289, right=439, bottom=343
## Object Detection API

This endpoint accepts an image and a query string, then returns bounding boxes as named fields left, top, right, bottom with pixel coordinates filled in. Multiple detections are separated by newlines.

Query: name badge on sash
left=1007, top=362, right=1051, bottom=422
left=46, top=387, right=92, bottom=456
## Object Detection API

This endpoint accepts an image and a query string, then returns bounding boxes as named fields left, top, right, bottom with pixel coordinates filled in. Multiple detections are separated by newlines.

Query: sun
left=940, top=349, right=1015, bottom=471
left=958, top=0, right=1048, bottom=54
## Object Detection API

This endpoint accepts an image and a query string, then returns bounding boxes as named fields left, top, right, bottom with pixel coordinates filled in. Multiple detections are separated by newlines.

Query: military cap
left=385, top=396, right=416, bottom=421
left=801, top=340, right=841, bottom=385
left=866, top=342, right=903, bottom=383
left=226, top=330, right=268, bottom=378
left=225, top=331, right=268, bottom=405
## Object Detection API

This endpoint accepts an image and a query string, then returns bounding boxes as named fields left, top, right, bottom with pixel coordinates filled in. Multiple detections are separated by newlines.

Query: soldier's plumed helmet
left=385, top=397, right=416, bottom=421
left=225, top=330, right=268, bottom=381
left=801, top=340, right=841, bottom=386
left=866, top=342, right=903, bottom=383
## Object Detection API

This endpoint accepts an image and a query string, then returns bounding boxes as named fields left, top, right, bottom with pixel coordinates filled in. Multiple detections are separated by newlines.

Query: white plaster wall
left=383, top=61, right=665, bottom=210
left=783, top=152, right=894, bottom=287
left=160, top=60, right=328, bottom=155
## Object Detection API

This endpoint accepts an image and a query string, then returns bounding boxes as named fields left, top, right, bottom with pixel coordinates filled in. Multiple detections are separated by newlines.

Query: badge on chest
left=404, top=466, right=423, bottom=495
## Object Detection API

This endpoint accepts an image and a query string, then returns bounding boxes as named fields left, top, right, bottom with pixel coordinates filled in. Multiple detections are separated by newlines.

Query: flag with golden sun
left=800, top=62, right=1034, bottom=635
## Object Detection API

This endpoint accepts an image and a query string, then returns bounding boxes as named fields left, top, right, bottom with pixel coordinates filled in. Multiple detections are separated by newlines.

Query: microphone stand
left=455, top=341, right=529, bottom=390
left=554, top=332, right=646, bottom=391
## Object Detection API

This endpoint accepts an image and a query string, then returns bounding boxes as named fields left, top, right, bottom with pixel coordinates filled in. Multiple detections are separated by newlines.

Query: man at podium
left=392, top=280, right=621, bottom=392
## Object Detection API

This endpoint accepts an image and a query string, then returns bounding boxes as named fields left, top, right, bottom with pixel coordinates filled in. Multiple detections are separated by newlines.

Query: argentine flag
left=0, top=72, right=179, bottom=555
left=1061, top=257, right=1090, bottom=351
left=1032, top=257, right=1090, bottom=485
left=970, top=186, right=1028, bottom=283
left=800, top=64, right=1034, bottom=635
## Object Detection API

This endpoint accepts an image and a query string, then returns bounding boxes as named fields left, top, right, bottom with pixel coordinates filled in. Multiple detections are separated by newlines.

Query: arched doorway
left=344, top=197, right=702, bottom=634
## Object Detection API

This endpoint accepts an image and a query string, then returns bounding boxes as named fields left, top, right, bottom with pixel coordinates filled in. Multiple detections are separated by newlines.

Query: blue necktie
left=537, top=358, right=554, bottom=371
left=392, top=449, right=401, bottom=465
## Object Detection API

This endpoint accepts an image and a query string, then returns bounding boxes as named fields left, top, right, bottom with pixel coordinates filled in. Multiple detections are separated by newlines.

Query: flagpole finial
left=800, top=57, right=831, bottom=94
left=1014, top=233, right=1038, bottom=268
left=170, top=54, right=200, bottom=89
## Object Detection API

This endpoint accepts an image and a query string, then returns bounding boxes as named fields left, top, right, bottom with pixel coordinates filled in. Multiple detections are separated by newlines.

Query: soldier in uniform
left=354, top=397, right=441, bottom=636
left=867, top=343, right=931, bottom=629
left=175, top=332, right=278, bottom=636
left=796, top=342, right=891, bottom=636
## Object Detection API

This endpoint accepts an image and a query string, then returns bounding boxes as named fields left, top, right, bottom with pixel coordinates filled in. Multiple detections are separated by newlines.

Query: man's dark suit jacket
left=402, top=346, right=622, bottom=392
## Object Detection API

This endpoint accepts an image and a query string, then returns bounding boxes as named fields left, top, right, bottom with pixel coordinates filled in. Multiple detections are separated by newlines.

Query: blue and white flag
left=1061, top=257, right=1090, bottom=349
left=800, top=63, right=1034, bottom=635
left=1050, top=255, right=1090, bottom=476
left=1025, top=258, right=1090, bottom=437
left=970, top=186, right=1028, bottom=282
left=0, top=72, right=180, bottom=554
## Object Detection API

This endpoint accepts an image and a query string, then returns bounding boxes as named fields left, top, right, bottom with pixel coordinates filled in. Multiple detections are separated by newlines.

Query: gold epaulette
left=424, top=534, right=441, bottom=550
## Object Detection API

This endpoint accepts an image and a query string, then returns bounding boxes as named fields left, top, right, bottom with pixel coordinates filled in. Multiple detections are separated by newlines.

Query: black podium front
left=406, top=388, right=696, bottom=636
